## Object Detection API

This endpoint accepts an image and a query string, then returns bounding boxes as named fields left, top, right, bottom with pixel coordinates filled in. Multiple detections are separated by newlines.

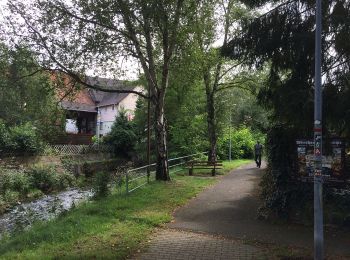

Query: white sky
left=0, top=0, right=141, bottom=80
left=0, top=0, right=273, bottom=81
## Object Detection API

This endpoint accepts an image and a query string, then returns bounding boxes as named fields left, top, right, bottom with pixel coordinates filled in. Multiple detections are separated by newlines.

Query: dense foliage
left=217, top=127, right=263, bottom=160
left=104, top=111, right=138, bottom=158
left=0, top=44, right=64, bottom=143
left=0, top=120, right=43, bottom=156
left=260, top=126, right=350, bottom=225
left=5, top=0, right=207, bottom=181
left=223, top=0, right=350, bottom=135
left=259, top=125, right=299, bottom=219
left=222, top=0, right=350, bottom=221
left=0, top=165, right=75, bottom=213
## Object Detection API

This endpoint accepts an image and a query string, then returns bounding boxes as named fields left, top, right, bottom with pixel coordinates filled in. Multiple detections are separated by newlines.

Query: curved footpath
left=132, top=162, right=350, bottom=259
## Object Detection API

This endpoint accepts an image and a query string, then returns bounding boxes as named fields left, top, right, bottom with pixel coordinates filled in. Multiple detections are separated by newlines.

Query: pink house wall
left=99, top=105, right=118, bottom=122
left=99, top=92, right=139, bottom=122
left=98, top=88, right=141, bottom=135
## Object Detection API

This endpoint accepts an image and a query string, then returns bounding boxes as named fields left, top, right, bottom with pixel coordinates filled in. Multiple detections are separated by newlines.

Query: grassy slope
left=0, top=160, right=251, bottom=260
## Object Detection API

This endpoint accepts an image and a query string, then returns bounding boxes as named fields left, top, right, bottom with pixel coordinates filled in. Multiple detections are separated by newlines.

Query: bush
left=258, top=125, right=304, bottom=220
left=217, top=127, right=258, bottom=160
left=104, top=110, right=137, bottom=158
left=3, top=190, right=20, bottom=204
left=9, top=123, right=43, bottom=155
left=0, top=120, right=12, bottom=154
left=92, top=135, right=103, bottom=145
left=0, top=165, right=76, bottom=212
left=29, top=165, right=75, bottom=193
left=0, top=121, right=44, bottom=156
left=93, top=171, right=110, bottom=197
left=0, top=168, right=31, bottom=195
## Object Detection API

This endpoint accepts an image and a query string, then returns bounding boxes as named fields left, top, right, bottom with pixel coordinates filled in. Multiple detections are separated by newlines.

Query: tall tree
left=221, top=0, right=350, bottom=220
left=4, top=0, right=198, bottom=180
left=192, top=0, right=253, bottom=163
left=222, top=0, right=350, bottom=136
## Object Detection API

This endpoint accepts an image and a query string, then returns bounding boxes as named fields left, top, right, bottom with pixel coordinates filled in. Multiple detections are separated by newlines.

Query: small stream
left=0, top=188, right=94, bottom=238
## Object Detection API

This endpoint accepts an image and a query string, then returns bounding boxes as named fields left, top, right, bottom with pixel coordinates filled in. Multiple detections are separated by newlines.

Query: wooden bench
left=186, top=160, right=223, bottom=176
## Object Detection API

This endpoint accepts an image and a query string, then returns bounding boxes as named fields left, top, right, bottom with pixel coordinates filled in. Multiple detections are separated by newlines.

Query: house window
left=100, top=122, right=103, bottom=130
left=112, top=104, right=115, bottom=110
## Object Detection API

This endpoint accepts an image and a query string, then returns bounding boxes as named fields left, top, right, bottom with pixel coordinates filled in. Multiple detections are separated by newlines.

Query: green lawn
left=221, top=159, right=252, bottom=172
left=0, top=160, right=251, bottom=259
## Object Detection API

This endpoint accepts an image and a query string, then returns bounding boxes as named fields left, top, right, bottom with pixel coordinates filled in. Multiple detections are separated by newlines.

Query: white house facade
left=97, top=91, right=140, bottom=136
left=59, top=75, right=142, bottom=143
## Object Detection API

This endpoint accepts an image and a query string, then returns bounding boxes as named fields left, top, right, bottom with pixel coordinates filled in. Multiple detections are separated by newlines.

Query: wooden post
left=189, top=161, right=193, bottom=176
left=126, top=171, right=129, bottom=194
left=211, top=161, right=216, bottom=176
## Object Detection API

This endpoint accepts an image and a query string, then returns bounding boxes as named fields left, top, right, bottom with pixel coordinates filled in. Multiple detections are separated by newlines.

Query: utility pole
left=229, top=113, right=232, bottom=161
left=147, top=84, right=151, bottom=183
left=314, top=0, right=324, bottom=258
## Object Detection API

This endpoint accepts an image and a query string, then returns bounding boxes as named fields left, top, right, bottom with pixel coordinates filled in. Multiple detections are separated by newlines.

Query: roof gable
left=57, top=74, right=138, bottom=111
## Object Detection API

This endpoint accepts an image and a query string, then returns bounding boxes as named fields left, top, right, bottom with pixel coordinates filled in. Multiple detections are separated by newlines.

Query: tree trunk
left=203, top=69, right=217, bottom=163
left=206, top=92, right=217, bottom=163
left=153, top=91, right=170, bottom=181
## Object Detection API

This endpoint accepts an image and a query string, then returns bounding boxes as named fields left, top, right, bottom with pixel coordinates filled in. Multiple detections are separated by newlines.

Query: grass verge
left=175, top=159, right=252, bottom=176
left=0, top=159, right=251, bottom=259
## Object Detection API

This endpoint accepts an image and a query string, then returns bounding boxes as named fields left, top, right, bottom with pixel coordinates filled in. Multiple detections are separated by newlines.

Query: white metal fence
left=125, top=152, right=208, bottom=193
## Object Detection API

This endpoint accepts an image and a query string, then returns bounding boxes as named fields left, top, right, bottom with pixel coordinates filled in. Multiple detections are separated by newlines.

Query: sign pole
left=229, top=113, right=232, bottom=161
left=314, top=0, right=324, bottom=258
left=147, top=84, right=151, bottom=183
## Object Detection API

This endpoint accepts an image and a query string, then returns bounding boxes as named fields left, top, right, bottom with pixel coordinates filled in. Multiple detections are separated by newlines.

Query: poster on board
left=296, top=139, right=345, bottom=182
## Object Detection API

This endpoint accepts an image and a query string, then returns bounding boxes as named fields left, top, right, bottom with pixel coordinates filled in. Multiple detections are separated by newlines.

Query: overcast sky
left=0, top=1, right=271, bottom=81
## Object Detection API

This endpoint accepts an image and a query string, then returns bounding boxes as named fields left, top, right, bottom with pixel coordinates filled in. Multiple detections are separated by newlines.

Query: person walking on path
left=254, top=141, right=263, bottom=168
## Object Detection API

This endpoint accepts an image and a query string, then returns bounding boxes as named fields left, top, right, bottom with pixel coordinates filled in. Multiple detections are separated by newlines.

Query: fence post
left=126, top=170, right=129, bottom=194
left=147, top=166, right=150, bottom=183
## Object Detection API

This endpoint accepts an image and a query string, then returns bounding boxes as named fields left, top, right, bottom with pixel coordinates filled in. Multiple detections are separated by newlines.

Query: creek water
left=0, top=188, right=94, bottom=238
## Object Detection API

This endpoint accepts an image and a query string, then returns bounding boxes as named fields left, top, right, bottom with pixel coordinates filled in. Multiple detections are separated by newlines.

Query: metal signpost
left=147, top=84, right=151, bottom=183
left=314, top=0, right=324, bottom=258
left=229, top=113, right=232, bottom=161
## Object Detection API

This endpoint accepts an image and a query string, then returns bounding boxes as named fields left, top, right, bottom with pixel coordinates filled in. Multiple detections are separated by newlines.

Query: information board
left=296, top=139, right=345, bottom=182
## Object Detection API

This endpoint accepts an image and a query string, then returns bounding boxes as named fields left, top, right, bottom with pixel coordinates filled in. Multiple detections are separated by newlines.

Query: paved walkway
left=132, top=163, right=350, bottom=259
left=132, top=229, right=265, bottom=260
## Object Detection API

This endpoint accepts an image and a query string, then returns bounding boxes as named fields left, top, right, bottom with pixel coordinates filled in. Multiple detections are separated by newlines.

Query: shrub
left=0, top=120, right=12, bottom=154
left=29, top=165, right=58, bottom=192
left=9, top=123, right=43, bottom=155
left=217, top=127, right=257, bottom=160
left=258, top=125, right=303, bottom=220
left=57, top=171, right=76, bottom=190
left=104, top=110, right=137, bottom=158
left=3, top=190, right=20, bottom=204
left=93, top=171, right=110, bottom=197
left=0, top=165, right=75, bottom=212
left=28, top=165, right=75, bottom=193
left=0, top=168, right=31, bottom=195
left=92, top=135, right=103, bottom=145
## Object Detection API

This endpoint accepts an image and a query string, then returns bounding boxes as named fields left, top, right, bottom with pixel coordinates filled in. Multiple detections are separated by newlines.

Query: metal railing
left=125, top=152, right=207, bottom=194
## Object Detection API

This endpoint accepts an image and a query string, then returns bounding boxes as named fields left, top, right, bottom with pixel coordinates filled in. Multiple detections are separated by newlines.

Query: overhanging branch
left=11, top=4, right=148, bottom=99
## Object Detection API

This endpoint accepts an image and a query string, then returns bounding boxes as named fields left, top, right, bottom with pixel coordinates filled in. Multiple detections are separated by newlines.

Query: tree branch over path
left=7, top=1, right=148, bottom=99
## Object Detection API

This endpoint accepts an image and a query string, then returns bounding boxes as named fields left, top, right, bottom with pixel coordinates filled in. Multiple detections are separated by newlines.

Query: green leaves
left=104, top=110, right=138, bottom=158
left=0, top=44, right=65, bottom=143
left=223, top=0, right=350, bottom=136
left=0, top=120, right=43, bottom=156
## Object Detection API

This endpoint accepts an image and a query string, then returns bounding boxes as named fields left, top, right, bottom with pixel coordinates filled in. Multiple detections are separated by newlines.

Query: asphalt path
left=167, top=162, right=350, bottom=257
